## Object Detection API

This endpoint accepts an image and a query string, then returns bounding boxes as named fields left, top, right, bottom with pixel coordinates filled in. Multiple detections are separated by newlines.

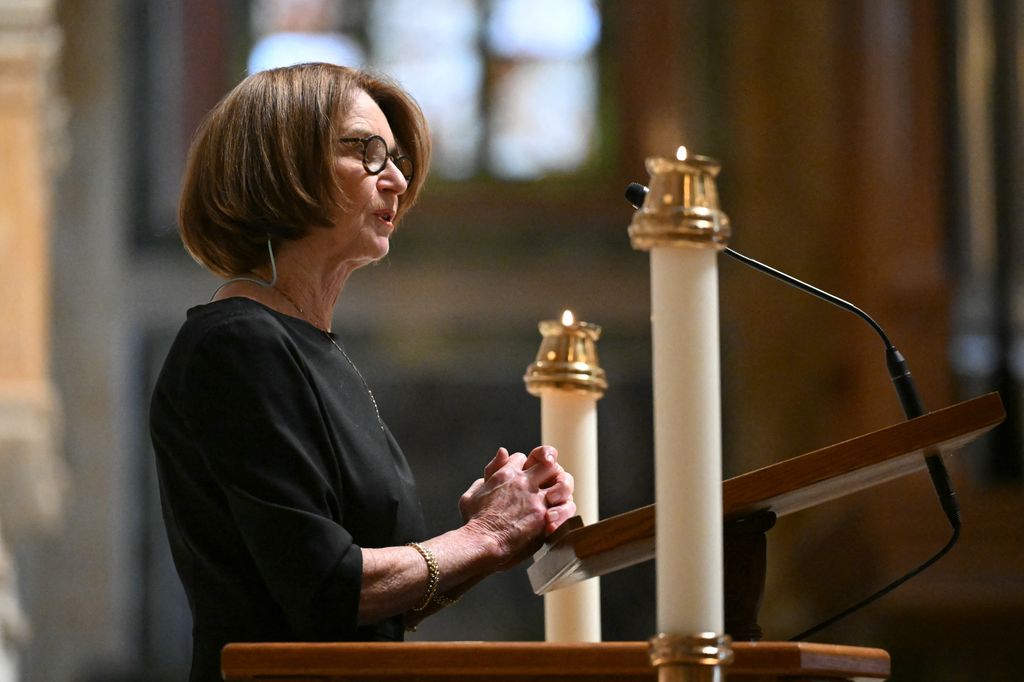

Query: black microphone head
left=625, top=182, right=649, bottom=209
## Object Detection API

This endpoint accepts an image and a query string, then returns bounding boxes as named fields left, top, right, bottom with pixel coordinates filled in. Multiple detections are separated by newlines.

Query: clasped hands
left=459, top=446, right=576, bottom=568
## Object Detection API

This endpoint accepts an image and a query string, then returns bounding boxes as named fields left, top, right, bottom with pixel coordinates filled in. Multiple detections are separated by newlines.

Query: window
left=248, top=0, right=603, bottom=180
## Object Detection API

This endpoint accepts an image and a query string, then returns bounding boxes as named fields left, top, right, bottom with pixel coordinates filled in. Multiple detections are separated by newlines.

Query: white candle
left=540, top=388, right=601, bottom=642
left=651, top=246, right=724, bottom=634
left=524, top=310, right=606, bottom=642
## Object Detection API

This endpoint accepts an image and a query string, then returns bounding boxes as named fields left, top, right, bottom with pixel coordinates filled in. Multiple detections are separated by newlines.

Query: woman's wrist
left=406, top=542, right=441, bottom=611
left=456, top=518, right=507, bottom=570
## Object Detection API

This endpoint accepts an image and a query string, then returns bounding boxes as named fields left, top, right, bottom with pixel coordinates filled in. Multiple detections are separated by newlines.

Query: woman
left=150, top=63, right=576, bottom=682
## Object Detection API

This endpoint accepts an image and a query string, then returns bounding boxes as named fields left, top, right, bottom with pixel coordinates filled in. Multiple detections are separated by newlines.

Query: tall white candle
left=524, top=311, right=607, bottom=642
left=540, top=389, right=601, bottom=642
left=651, top=246, right=724, bottom=634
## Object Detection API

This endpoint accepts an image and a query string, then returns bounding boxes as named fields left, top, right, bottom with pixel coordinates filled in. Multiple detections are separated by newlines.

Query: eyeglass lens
left=364, top=136, right=413, bottom=181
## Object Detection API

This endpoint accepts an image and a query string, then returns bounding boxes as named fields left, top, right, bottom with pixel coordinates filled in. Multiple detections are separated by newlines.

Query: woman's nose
left=378, top=159, right=409, bottom=194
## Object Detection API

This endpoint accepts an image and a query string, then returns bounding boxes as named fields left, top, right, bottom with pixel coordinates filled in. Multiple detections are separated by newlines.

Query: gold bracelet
left=407, top=542, right=440, bottom=612
left=431, top=593, right=461, bottom=609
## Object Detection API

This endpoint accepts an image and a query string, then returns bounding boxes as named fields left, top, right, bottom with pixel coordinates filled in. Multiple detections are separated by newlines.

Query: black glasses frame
left=339, top=135, right=414, bottom=181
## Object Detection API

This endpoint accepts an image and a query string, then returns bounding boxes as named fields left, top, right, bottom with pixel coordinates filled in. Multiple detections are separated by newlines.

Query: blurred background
left=1, top=0, right=1022, bottom=680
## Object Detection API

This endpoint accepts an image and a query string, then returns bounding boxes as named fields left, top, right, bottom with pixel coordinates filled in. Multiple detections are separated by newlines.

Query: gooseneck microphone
left=625, top=182, right=961, bottom=640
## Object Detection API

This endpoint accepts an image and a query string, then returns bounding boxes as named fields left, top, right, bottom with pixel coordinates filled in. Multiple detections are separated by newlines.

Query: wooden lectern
left=221, top=393, right=1004, bottom=682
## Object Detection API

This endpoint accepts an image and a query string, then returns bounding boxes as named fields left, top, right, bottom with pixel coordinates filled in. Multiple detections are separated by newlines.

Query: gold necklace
left=273, top=285, right=386, bottom=432
left=323, top=332, right=385, bottom=432
left=272, top=285, right=329, bottom=332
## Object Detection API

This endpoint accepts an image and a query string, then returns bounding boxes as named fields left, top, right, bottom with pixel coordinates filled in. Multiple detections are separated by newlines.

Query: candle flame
left=676, top=145, right=688, bottom=161
left=561, top=309, right=575, bottom=326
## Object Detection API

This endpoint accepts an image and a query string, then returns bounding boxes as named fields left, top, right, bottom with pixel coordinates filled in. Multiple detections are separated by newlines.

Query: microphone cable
left=625, top=183, right=961, bottom=640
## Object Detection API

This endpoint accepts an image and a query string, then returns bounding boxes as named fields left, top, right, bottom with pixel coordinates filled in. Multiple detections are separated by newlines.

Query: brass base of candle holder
left=649, top=632, right=733, bottom=682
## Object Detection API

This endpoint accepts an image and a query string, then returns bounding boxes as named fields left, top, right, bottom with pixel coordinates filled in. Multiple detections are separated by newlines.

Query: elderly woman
left=150, top=63, right=576, bottom=682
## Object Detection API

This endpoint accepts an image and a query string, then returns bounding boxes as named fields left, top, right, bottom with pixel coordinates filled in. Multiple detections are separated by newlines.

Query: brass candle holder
left=524, top=311, right=608, bottom=397
left=628, top=148, right=731, bottom=251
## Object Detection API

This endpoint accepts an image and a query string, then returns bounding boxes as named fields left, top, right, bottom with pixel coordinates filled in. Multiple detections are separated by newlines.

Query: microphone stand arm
left=720, top=247, right=959, bottom=529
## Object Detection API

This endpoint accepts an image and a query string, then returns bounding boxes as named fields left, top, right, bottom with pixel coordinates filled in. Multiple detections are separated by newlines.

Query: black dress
left=150, top=298, right=426, bottom=682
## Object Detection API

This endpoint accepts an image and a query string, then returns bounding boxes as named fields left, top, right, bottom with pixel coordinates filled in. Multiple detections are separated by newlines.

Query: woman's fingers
left=543, top=470, right=576, bottom=534
left=543, top=471, right=575, bottom=506
left=525, top=458, right=562, bottom=489
left=485, top=445, right=556, bottom=483
left=491, top=447, right=571, bottom=502
left=462, top=477, right=485, bottom=501
left=458, top=477, right=487, bottom=521
left=507, top=451, right=528, bottom=469
left=523, top=445, right=557, bottom=470
left=483, top=447, right=511, bottom=480
left=545, top=498, right=577, bottom=535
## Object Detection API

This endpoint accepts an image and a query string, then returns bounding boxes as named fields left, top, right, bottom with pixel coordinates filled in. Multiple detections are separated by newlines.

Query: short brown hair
left=179, top=63, right=431, bottom=278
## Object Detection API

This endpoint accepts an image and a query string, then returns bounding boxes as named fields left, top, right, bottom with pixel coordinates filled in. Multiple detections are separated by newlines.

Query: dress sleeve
left=183, top=316, right=363, bottom=639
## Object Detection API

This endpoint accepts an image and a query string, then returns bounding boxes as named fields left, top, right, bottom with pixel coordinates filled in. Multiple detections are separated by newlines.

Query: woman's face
left=328, top=89, right=409, bottom=267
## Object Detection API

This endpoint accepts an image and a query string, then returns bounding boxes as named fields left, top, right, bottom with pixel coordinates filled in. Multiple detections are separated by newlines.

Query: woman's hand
left=361, top=446, right=576, bottom=625
left=458, top=446, right=576, bottom=567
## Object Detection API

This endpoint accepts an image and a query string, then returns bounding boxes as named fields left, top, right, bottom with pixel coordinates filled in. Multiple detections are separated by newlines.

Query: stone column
left=0, top=1, right=68, bottom=679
